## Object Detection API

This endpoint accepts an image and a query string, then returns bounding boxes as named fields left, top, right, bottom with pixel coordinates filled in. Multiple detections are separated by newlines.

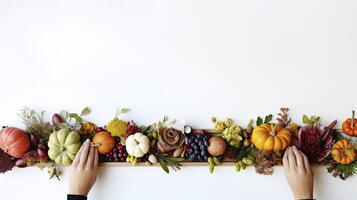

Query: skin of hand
left=69, top=139, right=99, bottom=196
left=283, top=146, right=314, bottom=200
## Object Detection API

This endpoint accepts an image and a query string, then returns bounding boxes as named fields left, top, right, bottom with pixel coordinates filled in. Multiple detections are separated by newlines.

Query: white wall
left=0, top=0, right=356, bottom=199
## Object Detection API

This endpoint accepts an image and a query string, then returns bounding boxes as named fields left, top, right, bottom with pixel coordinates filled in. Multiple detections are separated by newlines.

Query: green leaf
left=264, top=114, right=273, bottom=123
left=158, top=158, right=169, bottom=174
left=80, top=107, right=90, bottom=116
left=70, top=113, right=83, bottom=123
left=115, top=108, right=130, bottom=118
left=60, top=110, right=69, bottom=120
left=57, top=122, right=69, bottom=129
left=256, top=117, right=263, bottom=126
left=336, top=161, right=357, bottom=177
left=120, top=108, right=130, bottom=113
left=302, top=115, right=310, bottom=125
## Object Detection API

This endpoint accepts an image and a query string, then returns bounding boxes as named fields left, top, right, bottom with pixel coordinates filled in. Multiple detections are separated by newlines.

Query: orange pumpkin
left=92, top=131, right=115, bottom=155
left=0, top=127, right=30, bottom=158
left=331, top=139, right=356, bottom=165
left=342, top=110, right=357, bottom=137
left=252, top=124, right=291, bottom=152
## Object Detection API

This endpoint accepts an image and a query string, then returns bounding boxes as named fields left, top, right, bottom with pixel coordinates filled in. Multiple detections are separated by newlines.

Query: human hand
left=283, top=146, right=314, bottom=200
left=69, top=139, right=99, bottom=196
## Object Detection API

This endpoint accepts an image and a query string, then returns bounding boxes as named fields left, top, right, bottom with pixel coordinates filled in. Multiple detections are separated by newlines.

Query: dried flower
left=0, top=149, right=15, bottom=173
left=253, top=151, right=282, bottom=175
left=18, top=108, right=52, bottom=143
left=277, top=108, right=291, bottom=127
left=107, top=118, right=128, bottom=137
left=79, top=122, right=97, bottom=135
left=212, top=117, right=244, bottom=148
left=157, top=128, right=185, bottom=153
left=294, top=119, right=336, bottom=163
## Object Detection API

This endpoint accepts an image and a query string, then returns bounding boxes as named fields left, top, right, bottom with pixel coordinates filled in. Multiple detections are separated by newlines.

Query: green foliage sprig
left=156, top=153, right=184, bottom=174
left=57, top=107, right=91, bottom=130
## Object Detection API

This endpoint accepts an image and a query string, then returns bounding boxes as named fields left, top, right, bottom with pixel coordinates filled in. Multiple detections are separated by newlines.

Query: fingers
left=292, top=146, right=305, bottom=173
left=283, top=147, right=290, bottom=173
left=93, top=148, right=99, bottom=171
left=301, top=152, right=312, bottom=174
left=288, top=147, right=297, bottom=170
left=86, top=145, right=95, bottom=169
left=79, top=139, right=91, bottom=167
left=72, top=140, right=85, bottom=166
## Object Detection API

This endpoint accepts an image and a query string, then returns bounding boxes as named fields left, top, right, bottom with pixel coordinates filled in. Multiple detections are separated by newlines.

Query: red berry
left=184, top=145, right=190, bottom=152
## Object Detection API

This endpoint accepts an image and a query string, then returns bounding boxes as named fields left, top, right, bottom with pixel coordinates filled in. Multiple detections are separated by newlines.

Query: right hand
left=283, top=146, right=314, bottom=200
left=68, top=139, right=99, bottom=196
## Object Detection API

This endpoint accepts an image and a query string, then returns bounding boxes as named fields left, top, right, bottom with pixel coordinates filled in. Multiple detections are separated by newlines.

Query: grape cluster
left=103, top=137, right=128, bottom=162
left=185, top=134, right=209, bottom=161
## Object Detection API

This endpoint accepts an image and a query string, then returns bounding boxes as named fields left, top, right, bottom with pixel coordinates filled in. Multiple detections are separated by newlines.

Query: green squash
left=48, top=128, right=81, bottom=165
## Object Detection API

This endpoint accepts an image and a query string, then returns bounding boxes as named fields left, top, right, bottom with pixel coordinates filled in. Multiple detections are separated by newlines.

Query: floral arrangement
left=0, top=107, right=356, bottom=181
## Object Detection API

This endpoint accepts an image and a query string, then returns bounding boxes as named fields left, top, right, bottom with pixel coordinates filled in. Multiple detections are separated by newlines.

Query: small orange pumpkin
left=0, top=127, right=30, bottom=158
left=331, top=139, right=356, bottom=165
left=252, top=124, right=291, bottom=152
left=342, top=110, right=357, bottom=137
left=92, top=131, right=115, bottom=155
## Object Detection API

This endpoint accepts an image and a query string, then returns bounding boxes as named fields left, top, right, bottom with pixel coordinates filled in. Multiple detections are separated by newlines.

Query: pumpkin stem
left=60, top=146, right=66, bottom=152
left=270, top=123, right=280, bottom=136
left=351, top=110, right=355, bottom=129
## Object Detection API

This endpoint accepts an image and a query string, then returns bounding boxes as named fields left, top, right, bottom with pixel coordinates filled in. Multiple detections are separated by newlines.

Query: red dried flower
left=294, top=123, right=334, bottom=163
left=0, top=149, right=15, bottom=173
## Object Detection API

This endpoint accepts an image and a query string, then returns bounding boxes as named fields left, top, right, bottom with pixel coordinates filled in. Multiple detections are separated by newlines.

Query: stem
left=270, top=124, right=279, bottom=136
left=351, top=110, right=355, bottom=129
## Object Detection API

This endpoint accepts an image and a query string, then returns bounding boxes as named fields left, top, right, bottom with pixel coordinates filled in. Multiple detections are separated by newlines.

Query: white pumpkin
left=125, top=132, right=150, bottom=158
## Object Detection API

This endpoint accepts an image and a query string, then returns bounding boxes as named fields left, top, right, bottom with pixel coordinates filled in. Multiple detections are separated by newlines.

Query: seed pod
left=241, top=163, right=246, bottom=170
left=150, top=140, right=156, bottom=147
left=132, top=157, right=138, bottom=165
left=235, top=162, right=241, bottom=172
left=209, top=162, right=215, bottom=173
left=213, top=157, right=221, bottom=165
left=148, top=154, right=158, bottom=164
left=152, top=131, right=158, bottom=139
left=246, top=119, right=254, bottom=134
left=52, top=113, right=64, bottom=124
left=15, top=158, right=28, bottom=168
left=208, top=157, right=213, bottom=164
left=247, top=154, right=255, bottom=161
left=243, top=140, right=250, bottom=147
left=242, top=157, right=253, bottom=166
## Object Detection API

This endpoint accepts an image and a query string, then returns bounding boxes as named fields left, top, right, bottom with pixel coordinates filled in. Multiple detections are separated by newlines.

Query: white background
left=0, top=0, right=356, bottom=199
